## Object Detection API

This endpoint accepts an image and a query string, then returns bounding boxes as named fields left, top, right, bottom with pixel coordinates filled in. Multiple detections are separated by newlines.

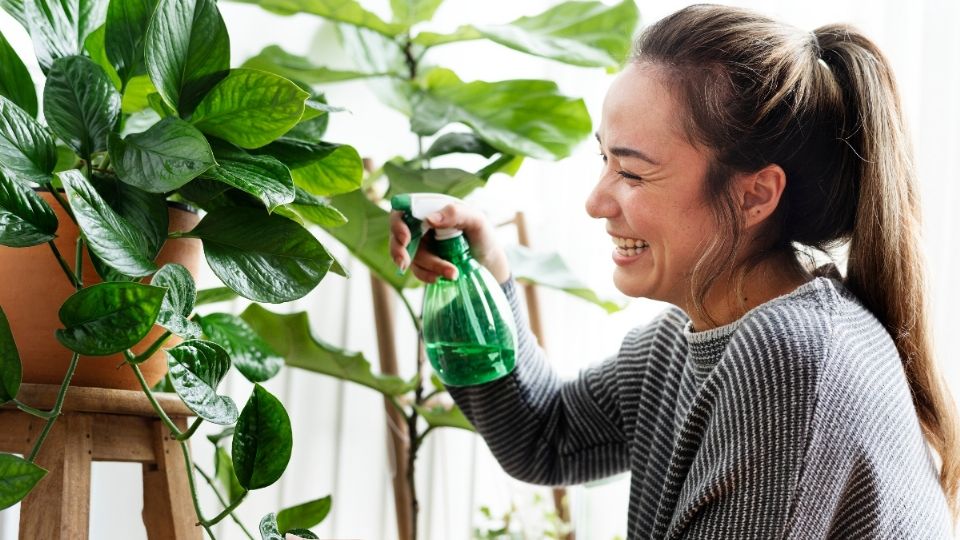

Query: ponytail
left=816, top=24, right=960, bottom=520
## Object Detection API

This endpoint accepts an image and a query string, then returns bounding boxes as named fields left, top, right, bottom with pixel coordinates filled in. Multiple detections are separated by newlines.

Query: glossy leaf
left=0, top=453, right=45, bottom=510
left=190, top=68, right=308, bottom=149
left=259, top=140, right=362, bottom=197
left=384, top=162, right=485, bottom=200
left=87, top=174, right=168, bottom=257
left=326, top=190, right=417, bottom=289
left=414, top=402, right=474, bottom=432
left=43, top=55, right=121, bottom=160
left=214, top=446, right=245, bottom=503
left=198, top=312, right=282, bottom=383
left=240, top=303, right=417, bottom=396
left=55, top=282, right=166, bottom=355
left=109, top=117, right=216, bottom=193
left=259, top=513, right=283, bottom=540
left=105, top=0, right=158, bottom=85
left=151, top=263, right=202, bottom=339
left=282, top=92, right=336, bottom=145
left=0, top=30, right=37, bottom=117
left=22, top=0, right=106, bottom=72
left=287, top=529, right=319, bottom=539
left=166, top=339, right=238, bottom=424
left=505, top=244, right=625, bottom=313
left=232, top=384, right=292, bottom=490
left=411, top=68, right=591, bottom=160
left=0, top=172, right=57, bottom=247
left=390, top=0, right=442, bottom=27
left=203, top=140, right=295, bottom=212
left=276, top=187, right=347, bottom=229
left=423, top=132, right=496, bottom=159
left=0, top=95, right=57, bottom=184
left=120, top=74, right=158, bottom=114
left=187, top=207, right=333, bottom=303
left=242, top=45, right=391, bottom=84
left=83, top=24, right=122, bottom=90
left=145, top=0, right=229, bottom=115
left=196, top=286, right=239, bottom=306
left=60, top=170, right=157, bottom=277
left=0, top=307, right=20, bottom=405
left=277, top=495, right=332, bottom=533
left=230, top=0, right=405, bottom=37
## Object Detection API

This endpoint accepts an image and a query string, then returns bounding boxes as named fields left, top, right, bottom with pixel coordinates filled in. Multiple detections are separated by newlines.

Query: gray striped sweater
left=448, top=274, right=954, bottom=539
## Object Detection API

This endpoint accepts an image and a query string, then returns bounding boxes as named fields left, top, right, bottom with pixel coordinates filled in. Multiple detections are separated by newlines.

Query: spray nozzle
left=391, top=193, right=464, bottom=273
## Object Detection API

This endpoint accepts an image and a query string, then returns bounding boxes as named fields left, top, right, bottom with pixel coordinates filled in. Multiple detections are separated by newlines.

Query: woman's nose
left=585, top=176, right=618, bottom=219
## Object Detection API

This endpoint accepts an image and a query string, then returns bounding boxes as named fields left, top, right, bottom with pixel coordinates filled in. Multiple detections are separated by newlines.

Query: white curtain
left=1, top=1, right=957, bottom=538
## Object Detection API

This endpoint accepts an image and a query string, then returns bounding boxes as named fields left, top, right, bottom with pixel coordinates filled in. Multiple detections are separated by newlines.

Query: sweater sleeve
left=446, top=277, right=635, bottom=486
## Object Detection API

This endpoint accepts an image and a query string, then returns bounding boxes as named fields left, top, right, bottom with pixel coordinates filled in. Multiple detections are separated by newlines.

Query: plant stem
left=204, top=490, right=247, bottom=526
left=13, top=399, right=56, bottom=419
left=25, top=352, right=80, bottom=462
left=176, top=429, right=215, bottom=537
left=48, top=188, right=76, bottom=223
left=398, top=290, right=423, bottom=335
left=74, top=237, right=84, bottom=287
left=176, top=417, right=203, bottom=441
left=128, top=359, right=183, bottom=439
left=47, top=241, right=80, bottom=287
left=194, top=465, right=256, bottom=540
left=134, top=329, right=172, bottom=364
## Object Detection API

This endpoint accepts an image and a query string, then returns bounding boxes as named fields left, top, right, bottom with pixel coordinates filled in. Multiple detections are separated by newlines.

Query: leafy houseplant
left=230, top=0, right=638, bottom=538
left=0, top=0, right=363, bottom=536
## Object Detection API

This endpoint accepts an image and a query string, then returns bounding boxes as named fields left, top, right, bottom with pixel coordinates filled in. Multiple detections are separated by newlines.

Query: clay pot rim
left=33, top=186, right=198, bottom=214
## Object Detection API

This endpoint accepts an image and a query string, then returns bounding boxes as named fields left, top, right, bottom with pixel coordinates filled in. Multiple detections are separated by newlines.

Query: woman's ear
left=738, top=164, right=787, bottom=228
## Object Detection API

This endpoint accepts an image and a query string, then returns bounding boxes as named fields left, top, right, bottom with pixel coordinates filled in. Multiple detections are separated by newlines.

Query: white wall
left=1, top=0, right=958, bottom=538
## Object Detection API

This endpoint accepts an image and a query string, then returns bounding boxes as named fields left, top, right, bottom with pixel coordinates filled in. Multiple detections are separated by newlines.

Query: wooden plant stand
left=0, top=383, right=201, bottom=539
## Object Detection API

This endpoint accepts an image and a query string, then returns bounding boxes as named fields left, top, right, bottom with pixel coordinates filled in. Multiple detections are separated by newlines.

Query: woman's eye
left=617, top=170, right=643, bottom=182
left=598, top=152, right=607, bottom=163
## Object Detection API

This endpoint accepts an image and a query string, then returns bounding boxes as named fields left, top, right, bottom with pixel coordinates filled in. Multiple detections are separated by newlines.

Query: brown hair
left=631, top=4, right=960, bottom=518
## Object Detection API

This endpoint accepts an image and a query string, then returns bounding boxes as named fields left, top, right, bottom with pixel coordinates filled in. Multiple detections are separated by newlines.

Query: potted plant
left=227, top=0, right=638, bottom=538
left=0, top=0, right=360, bottom=536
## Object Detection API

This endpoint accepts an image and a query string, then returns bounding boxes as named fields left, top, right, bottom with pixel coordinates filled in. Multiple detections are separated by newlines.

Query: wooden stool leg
left=142, top=418, right=202, bottom=540
left=19, top=413, right=93, bottom=539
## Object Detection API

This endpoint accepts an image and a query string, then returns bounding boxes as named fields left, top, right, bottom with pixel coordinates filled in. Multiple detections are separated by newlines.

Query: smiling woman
left=390, top=3, right=959, bottom=539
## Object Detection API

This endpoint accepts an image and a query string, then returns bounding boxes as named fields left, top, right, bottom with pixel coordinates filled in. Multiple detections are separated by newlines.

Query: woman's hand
left=389, top=202, right=511, bottom=284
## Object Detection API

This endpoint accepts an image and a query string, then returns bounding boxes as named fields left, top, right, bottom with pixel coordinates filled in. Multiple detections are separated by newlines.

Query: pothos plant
left=229, top=0, right=638, bottom=538
left=0, top=0, right=364, bottom=537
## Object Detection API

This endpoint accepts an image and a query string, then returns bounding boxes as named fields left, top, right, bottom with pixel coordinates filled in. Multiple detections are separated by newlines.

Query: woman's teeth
left=612, top=236, right=649, bottom=256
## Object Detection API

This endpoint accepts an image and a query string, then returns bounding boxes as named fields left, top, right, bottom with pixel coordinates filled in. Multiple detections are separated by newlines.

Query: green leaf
left=0, top=172, right=57, bottom=247
left=232, top=384, right=292, bottom=490
left=423, top=132, right=497, bottom=160
left=335, top=23, right=413, bottom=114
left=203, top=140, right=295, bottom=212
left=55, top=282, right=166, bottom=355
left=259, top=513, right=283, bottom=540
left=214, top=446, right=245, bottom=503
left=145, top=0, right=229, bottom=116
left=187, top=207, right=333, bottom=303
left=0, top=30, right=37, bottom=117
left=83, top=24, right=122, bottom=90
left=60, top=169, right=157, bottom=276
left=281, top=92, right=335, bottom=145
left=206, top=425, right=234, bottom=445
left=476, top=153, right=523, bottom=180
left=390, top=0, right=442, bottom=27
left=166, top=339, right=239, bottom=424
left=0, top=0, right=27, bottom=30
left=87, top=174, right=168, bottom=257
left=412, top=25, right=482, bottom=48
left=43, top=55, right=122, bottom=160
left=121, top=74, right=158, bottom=114
left=505, top=244, right=625, bottom=313
left=410, top=68, right=591, bottom=160
left=196, top=286, right=239, bottom=306
left=276, top=495, right=332, bottom=533
left=276, top=187, right=347, bottom=229
left=384, top=162, right=485, bottom=200
left=475, top=0, right=638, bottom=69
left=198, top=313, right=282, bottom=383
left=22, top=0, right=106, bottom=72
left=109, top=117, right=216, bottom=193
left=147, top=91, right=176, bottom=118
left=326, top=190, right=417, bottom=289
left=231, top=0, right=405, bottom=37
left=190, top=68, right=308, bottom=149
left=0, top=307, right=21, bottom=405
left=414, top=402, right=475, bottom=432
left=260, top=141, right=362, bottom=197
left=242, top=45, right=391, bottom=84
left=105, top=0, right=158, bottom=86
left=0, top=95, right=57, bottom=184
left=240, top=303, right=417, bottom=396
left=286, top=529, right=319, bottom=539
left=0, top=453, right=46, bottom=510
left=151, top=263, right=201, bottom=339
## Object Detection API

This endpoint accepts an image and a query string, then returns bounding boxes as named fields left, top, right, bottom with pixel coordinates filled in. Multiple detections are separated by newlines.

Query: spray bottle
left=391, top=193, right=517, bottom=387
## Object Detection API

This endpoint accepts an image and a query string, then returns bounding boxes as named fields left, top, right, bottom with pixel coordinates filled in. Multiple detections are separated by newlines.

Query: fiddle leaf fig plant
left=0, top=0, right=364, bottom=536
left=231, top=0, right=638, bottom=538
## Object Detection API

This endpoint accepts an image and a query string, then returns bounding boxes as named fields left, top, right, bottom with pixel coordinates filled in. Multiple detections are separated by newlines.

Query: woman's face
left=586, top=62, right=718, bottom=305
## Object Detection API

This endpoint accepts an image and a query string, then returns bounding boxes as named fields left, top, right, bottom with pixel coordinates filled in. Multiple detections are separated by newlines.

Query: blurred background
left=1, top=0, right=957, bottom=538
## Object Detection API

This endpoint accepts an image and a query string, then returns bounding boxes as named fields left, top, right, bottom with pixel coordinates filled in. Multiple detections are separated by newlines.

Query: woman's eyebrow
left=595, top=132, right=661, bottom=166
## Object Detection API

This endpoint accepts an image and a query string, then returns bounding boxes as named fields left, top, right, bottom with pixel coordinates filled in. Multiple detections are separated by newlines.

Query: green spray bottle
left=391, top=193, right=517, bottom=387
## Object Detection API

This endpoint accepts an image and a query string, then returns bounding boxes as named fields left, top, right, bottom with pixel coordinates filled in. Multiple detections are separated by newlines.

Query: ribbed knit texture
left=448, top=275, right=953, bottom=539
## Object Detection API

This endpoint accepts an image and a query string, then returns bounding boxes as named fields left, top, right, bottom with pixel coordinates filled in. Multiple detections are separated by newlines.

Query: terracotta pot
left=0, top=190, right=203, bottom=390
